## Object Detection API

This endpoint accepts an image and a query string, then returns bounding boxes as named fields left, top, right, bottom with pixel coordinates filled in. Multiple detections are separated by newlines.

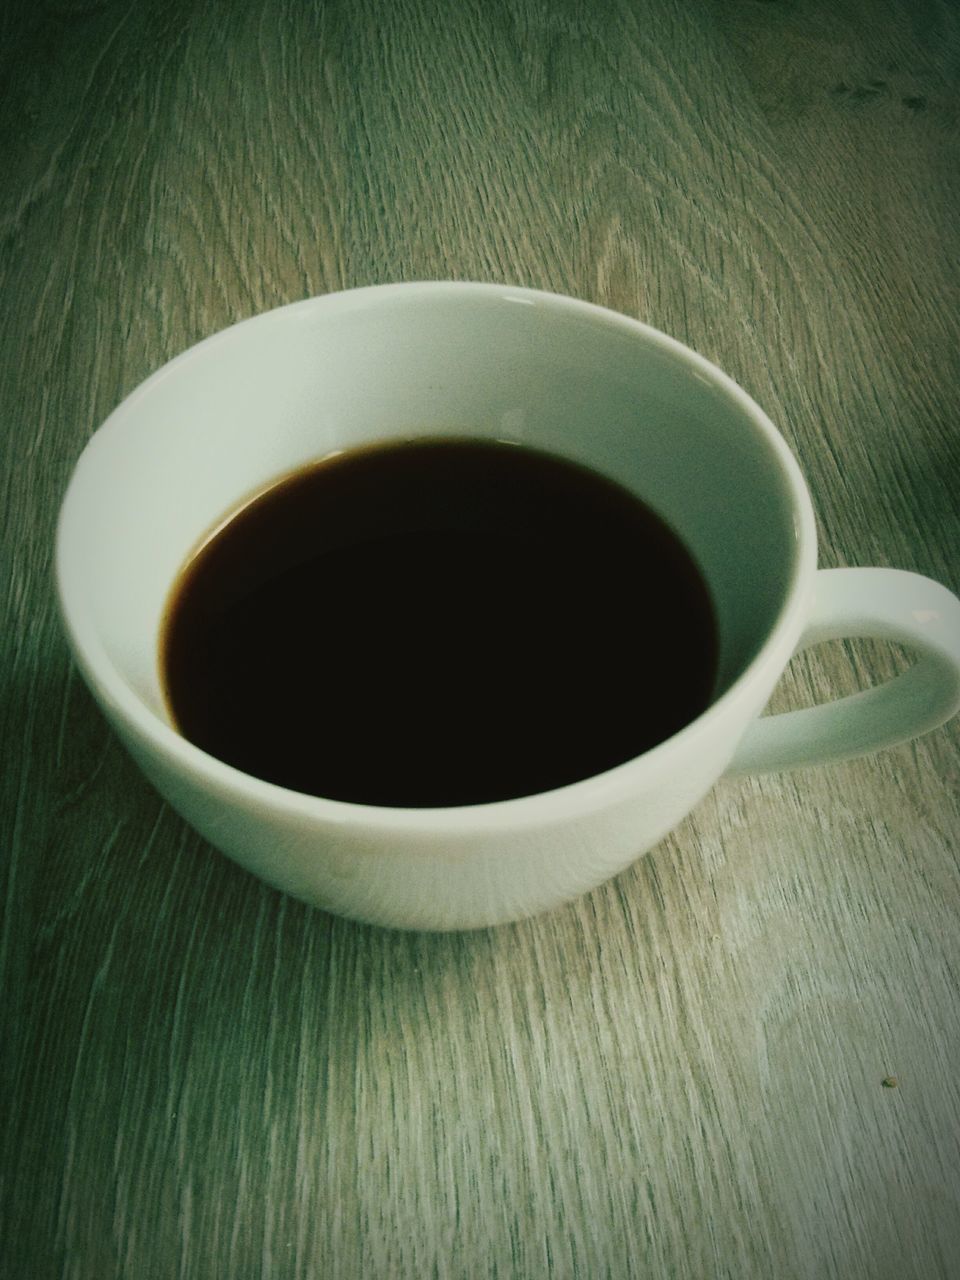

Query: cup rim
left=56, top=280, right=818, bottom=831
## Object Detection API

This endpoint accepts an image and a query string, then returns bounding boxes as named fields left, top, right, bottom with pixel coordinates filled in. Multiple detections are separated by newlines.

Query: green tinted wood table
left=2, top=1, right=959, bottom=1276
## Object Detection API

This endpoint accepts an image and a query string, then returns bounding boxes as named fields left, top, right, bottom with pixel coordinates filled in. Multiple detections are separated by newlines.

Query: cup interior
left=58, top=285, right=804, bottom=728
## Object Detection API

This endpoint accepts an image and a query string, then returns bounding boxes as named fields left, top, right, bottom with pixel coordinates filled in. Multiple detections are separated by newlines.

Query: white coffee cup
left=56, top=283, right=960, bottom=930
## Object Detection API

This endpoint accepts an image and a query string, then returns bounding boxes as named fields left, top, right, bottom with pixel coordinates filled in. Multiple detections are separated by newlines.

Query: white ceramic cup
left=56, top=283, right=960, bottom=930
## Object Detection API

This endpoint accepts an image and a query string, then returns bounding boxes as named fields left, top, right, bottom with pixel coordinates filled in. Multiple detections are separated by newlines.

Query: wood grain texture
left=2, top=0, right=959, bottom=1276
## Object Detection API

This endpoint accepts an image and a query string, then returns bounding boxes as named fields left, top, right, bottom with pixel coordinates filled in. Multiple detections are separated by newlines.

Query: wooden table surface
left=3, top=1, right=959, bottom=1276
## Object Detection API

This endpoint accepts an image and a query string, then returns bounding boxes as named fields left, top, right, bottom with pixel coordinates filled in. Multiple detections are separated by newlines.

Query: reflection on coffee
left=160, top=438, right=719, bottom=806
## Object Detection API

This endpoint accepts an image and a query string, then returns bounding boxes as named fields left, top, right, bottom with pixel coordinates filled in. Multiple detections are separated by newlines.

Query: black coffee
left=161, top=439, right=718, bottom=807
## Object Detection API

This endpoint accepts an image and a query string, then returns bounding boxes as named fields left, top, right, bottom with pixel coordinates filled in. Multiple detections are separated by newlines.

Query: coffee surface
left=161, top=438, right=718, bottom=806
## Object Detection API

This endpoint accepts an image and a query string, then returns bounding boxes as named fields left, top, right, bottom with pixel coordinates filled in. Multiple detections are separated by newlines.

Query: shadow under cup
left=60, top=287, right=801, bottom=745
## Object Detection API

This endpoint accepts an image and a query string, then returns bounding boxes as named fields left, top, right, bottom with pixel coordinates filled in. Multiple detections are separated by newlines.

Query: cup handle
left=725, top=568, right=960, bottom=775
